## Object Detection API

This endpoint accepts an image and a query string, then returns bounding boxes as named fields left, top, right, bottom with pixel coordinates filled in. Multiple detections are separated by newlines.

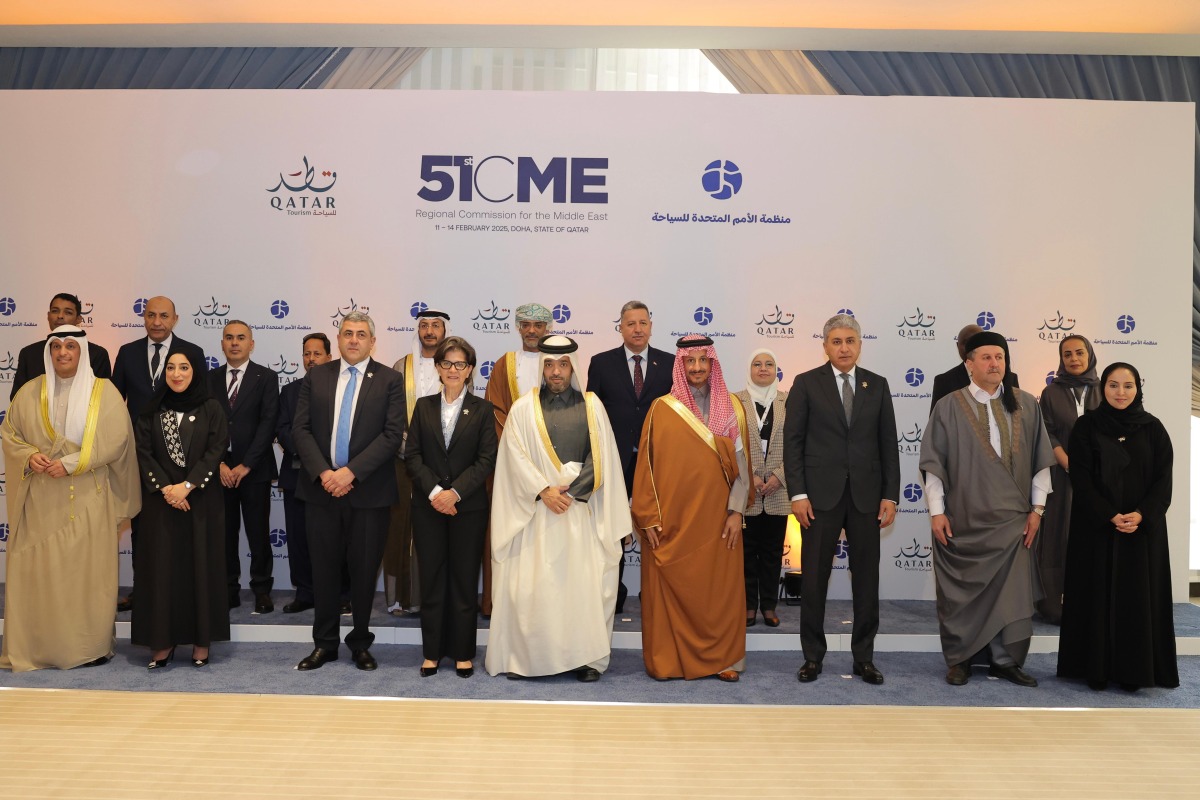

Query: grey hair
left=822, top=314, right=861, bottom=340
left=224, top=319, right=253, bottom=335
left=619, top=300, right=650, bottom=318
left=341, top=311, right=375, bottom=337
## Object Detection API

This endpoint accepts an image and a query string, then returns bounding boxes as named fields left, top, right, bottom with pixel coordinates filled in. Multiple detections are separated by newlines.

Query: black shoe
left=746, top=613, right=757, bottom=627
left=420, top=665, right=439, bottom=677
left=989, top=663, right=1038, bottom=687
left=853, top=661, right=885, bottom=685
left=352, top=649, right=378, bottom=671
left=762, top=611, right=781, bottom=628
left=191, top=649, right=210, bottom=668
left=1120, top=683, right=1140, bottom=693
left=340, top=600, right=353, bottom=616
left=796, top=660, right=822, bottom=682
left=282, top=599, right=314, bottom=614
left=296, top=647, right=338, bottom=671
left=116, top=596, right=133, bottom=613
left=1087, top=679, right=1108, bottom=691
left=148, top=647, right=176, bottom=671
left=946, top=663, right=970, bottom=685
left=253, top=593, right=274, bottom=615
left=456, top=665, right=474, bottom=679
left=80, top=655, right=110, bottom=668
left=576, top=667, right=601, bottom=683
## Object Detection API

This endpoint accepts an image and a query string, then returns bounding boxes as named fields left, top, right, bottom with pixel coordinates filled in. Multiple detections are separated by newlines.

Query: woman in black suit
left=406, top=336, right=498, bottom=678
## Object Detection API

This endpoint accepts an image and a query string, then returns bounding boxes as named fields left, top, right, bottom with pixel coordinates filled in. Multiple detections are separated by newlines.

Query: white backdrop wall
left=0, top=90, right=1192, bottom=601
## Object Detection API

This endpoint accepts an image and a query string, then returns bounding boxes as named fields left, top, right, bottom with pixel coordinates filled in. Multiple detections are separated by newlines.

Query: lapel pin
left=367, top=372, right=374, bottom=378
left=188, top=415, right=196, bottom=422
left=463, top=408, right=470, bottom=415
left=861, top=381, right=868, bottom=389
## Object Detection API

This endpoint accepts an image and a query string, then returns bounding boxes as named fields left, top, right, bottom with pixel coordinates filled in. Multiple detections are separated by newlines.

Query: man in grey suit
left=292, top=312, right=406, bottom=671
left=783, top=313, right=900, bottom=685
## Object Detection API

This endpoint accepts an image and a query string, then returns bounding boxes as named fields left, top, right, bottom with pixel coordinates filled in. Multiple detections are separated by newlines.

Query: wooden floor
left=3, top=688, right=1199, bottom=798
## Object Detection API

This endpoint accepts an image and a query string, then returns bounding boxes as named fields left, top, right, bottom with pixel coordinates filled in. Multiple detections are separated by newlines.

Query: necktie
left=334, top=366, right=358, bottom=469
left=632, top=355, right=644, bottom=397
left=227, top=368, right=240, bottom=408
left=840, top=372, right=853, bottom=425
left=150, top=342, right=162, bottom=388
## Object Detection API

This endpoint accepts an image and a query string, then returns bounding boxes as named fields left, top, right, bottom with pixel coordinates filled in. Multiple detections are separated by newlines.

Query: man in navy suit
left=10, top=292, right=111, bottom=400
left=783, top=313, right=900, bottom=686
left=110, top=294, right=208, bottom=611
left=292, top=312, right=406, bottom=671
left=209, top=320, right=280, bottom=614
left=585, top=300, right=674, bottom=613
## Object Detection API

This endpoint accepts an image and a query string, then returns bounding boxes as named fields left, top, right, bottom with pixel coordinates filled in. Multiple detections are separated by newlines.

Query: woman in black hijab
left=1035, top=335, right=1101, bottom=624
left=131, top=350, right=230, bottom=669
left=1056, top=362, right=1177, bottom=691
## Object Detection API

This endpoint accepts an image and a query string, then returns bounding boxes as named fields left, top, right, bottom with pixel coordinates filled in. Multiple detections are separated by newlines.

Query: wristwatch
left=184, top=481, right=194, bottom=490
left=1031, top=505, right=1045, bottom=517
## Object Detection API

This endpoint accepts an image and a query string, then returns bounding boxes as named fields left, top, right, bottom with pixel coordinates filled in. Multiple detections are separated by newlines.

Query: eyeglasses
left=438, top=360, right=470, bottom=371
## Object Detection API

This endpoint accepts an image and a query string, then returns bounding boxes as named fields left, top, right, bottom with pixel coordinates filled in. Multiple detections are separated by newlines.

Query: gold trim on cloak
left=658, top=395, right=739, bottom=487
left=73, top=379, right=106, bottom=476
left=505, top=352, right=520, bottom=404
left=530, top=387, right=565, bottom=474
left=729, top=393, right=754, bottom=511
left=950, top=386, right=1028, bottom=495
left=528, top=387, right=605, bottom=495
left=403, top=353, right=416, bottom=424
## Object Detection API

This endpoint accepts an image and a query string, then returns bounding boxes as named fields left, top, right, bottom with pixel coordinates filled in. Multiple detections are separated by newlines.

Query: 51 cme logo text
left=417, top=155, right=609, bottom=204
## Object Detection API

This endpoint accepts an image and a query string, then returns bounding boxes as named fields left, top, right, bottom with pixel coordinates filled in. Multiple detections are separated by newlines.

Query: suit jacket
left=782, top=362, right=900, bottom=514
left=293, top=357, right=406, bottom=508
left=112, top=334, right=208, bottom=422
left=735, top=389, right=791, bottom=516
left=10, top=339, right=112, bottom=400
left=585, top=344, right=673, bottom=495
left=275, top=378, right=302, bottom=492
left=929, top=362, right=1020, bottom=415
left=209, top=360, right=280, bottom=483
left=405, top=392, right=498, bottom=514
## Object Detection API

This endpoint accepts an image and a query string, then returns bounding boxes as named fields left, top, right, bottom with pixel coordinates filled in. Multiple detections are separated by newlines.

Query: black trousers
left=799, top=484, right=880, bottom=663
left=306, top=500, right=389, bottom=652
left=282, top=488, right=313, bottom=604
left=224, top=479, right=273, bottom=597
left=743, top=512, right=787, bottom=612
left=412, top=502, right=487, bottom=662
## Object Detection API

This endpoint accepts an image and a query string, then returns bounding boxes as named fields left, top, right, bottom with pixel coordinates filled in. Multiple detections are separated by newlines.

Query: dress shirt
left=923, top=381, right=1052, bottom=516
left=328, top=360, right=367, bottom=464
left=625, top=345, right=650, bottom=384
left=427, top=388, right=468, bottom=501
left=147, top=334, right=174, bottom=384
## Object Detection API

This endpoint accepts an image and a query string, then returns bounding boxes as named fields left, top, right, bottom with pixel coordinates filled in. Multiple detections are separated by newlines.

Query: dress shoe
left=80, top=655, right=110, bottom=668
left=420, top=665, right=439, bottom=677
left=116, top=596, right=133, bottom=613
left=988, top=663, right=1037, bottom=687
left=253, top=593, right=274, bottom=615
left=1120, top=683, right=1140, bottom=693
left=946, top=663, right=970, bottom=685
left=148, top=647, right=176, bottom=670
left=340, top=600, right=353, bottom=616
left=191, top=649, right=210, bottom=668
left=796, top=660, right=822, bottom=682
left=746, top=612, right=757, bottom=627
left=456, top=665, right=474, bottom=679
left=576, top=667, right=601, bottom=683
left=282, top=599, right=314, bottom=614
left=853, top=661, right=885, bottom=685
left=716, top=670, right=740, bottom=683
left=296, top=647, right=338, bottom=671
left=352, top=649, right=378, bottom=671
left=762, top=611, right=781, bottom=628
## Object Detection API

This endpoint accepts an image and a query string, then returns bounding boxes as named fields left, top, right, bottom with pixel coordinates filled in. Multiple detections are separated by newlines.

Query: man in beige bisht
left=1, top=326, right=140, bottom=671
left=384, top=308, right=451, bottom=615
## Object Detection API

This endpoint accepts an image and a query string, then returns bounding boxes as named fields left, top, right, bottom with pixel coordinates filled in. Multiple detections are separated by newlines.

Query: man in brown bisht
left=633, top=335, right=751, bottom=682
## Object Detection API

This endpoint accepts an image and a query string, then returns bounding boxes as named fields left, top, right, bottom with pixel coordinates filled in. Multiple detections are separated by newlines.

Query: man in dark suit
left=292, top=312, right=406, bottom=671
left=110, top=294, right=208, bottom=612
left=930, top=323, right=1019, bottom=414
left=783, top=313, right=900, bottom=686
left=277, top=332, right=332, bottom=613
left=210, top=320, right=280, bottom=613
left=10, top=292, right=111, bottom=400
left=585, top=300, right=673, bottom=612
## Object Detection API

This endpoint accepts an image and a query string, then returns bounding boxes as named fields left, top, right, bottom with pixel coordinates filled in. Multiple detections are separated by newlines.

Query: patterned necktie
left=632, top=354, right=644, bottom=397
left=150, top=342, right=162, bottom=388
left=334, top=366, right=358, bottom=469
left=227, top=368, right=241, bottom=408
left=840, top=372, right=853, bottom=425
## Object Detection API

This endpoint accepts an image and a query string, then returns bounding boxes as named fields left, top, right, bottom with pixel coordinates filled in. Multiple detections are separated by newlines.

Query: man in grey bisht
left=920, top=330, right=1054, bottom=688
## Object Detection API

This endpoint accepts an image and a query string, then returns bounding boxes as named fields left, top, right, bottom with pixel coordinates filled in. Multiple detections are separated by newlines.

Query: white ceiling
left=3, top=1, right=1200, bottom=55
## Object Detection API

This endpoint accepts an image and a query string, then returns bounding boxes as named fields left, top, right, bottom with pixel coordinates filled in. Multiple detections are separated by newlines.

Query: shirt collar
left=968, top=380, right=1002, bottom=402
left=624, top=345, right=648, bottom=361
left=149, top=334, right=173, bottom=352
left=831, top=363, right=857, bottom=381
left=342, top=359, right=368, bottom=376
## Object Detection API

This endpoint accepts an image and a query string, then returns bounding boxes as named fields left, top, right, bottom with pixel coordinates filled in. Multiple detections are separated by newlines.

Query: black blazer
left=929, top=362, right=1020, bottom=416
left=209, top=361, right=280, bottom=483
left=10, top=339, right=112, bottom=400
left=405, top=392, right=498, bottom=514
left=293, top=357, right=406, bottom=508
left=112, top=335, right=208, bottom=422
left=783, top=362, right=901, bottom=514
left=585, top=344, right=673, bottom=495
left=275, top=378, right=302, bottom=493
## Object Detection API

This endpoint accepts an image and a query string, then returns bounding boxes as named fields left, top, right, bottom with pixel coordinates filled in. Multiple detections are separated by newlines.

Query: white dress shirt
left=329, top=359, right=367, bottom=464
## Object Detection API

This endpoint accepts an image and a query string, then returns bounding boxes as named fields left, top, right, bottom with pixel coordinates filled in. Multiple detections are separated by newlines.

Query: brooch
left=188, top=416, right=196, bottom=422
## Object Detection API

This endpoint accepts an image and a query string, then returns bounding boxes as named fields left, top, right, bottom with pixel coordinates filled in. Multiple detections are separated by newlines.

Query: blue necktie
left=334, top=366, right=358, bottom=469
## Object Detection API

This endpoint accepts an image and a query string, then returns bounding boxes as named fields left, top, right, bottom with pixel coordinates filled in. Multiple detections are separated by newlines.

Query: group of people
left=0, top=294, right=1179, bottom=694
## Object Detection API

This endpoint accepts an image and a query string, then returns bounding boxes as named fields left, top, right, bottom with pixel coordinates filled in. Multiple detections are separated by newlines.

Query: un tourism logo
left=0, top=297, right=16, bottom=316
left=836, top=308, right=855, bottom=317
left=553, top=304, right=572, bottom=324
left=480, top=360, right=495, bottom=380
left=977, top=311, right=996, bottom=331
left=1116, top=314, right=1136, bottom=334
left=270, top=300, right=290, bottom=320
left=702, top=160, right=742, bottom=200
left=693, top=306, right=714, bottom=326
left=903, top=482, right=924, bottom=503
left=0, top=523, right=8, bottom=542
left=905, top=368, right=925, bottom=387
left=1045, top=370, right=1056, bottom=386
left=269, top=528, right=288, bottom=548
left=410, top=301, right=429, bottom=318
left=205, top=356, right=220, bottom=371
left=133, top=298, right=148, bottom=316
